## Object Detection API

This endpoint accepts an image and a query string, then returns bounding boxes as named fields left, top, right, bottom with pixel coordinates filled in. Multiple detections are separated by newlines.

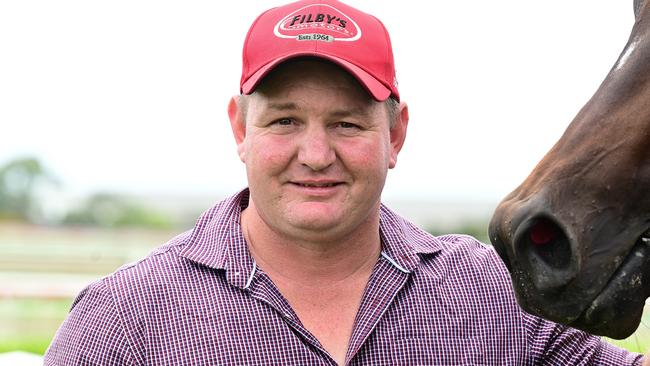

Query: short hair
left=385, top=97, right=400, bottom=129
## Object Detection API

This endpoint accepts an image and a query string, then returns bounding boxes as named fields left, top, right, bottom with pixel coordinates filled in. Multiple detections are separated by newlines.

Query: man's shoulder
left=432, top=233, right=494, bottom=257
left=69, top=225, right=230, bottom=333
left=90, top=230, right=194, bottom=292
left=79, top=191, right=247, bottom=302
left=415, top=232, right=504, bottom=272
left=380, top=203, right=497, bottom=260
left=118, top=230, right=193, bottom=272
left=49, top=228, right=220, bottom=363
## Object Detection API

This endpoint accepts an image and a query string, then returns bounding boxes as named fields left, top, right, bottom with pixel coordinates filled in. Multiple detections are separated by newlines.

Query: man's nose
left=297, top=126, right=336, bottom=171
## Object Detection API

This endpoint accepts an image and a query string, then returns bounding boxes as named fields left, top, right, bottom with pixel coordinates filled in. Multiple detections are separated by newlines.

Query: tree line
left=0, top=157, right=174, bottom=229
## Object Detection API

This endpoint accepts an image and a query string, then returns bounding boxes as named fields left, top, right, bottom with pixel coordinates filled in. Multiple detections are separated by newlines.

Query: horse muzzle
left=490, top=201, right=650, bottom=339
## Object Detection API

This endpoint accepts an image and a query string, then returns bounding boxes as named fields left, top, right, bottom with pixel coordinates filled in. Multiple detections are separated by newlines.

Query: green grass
left=0, top=335, right=53, bottom=354
left=0, top=297, right=72, bottom=321
left=0, top=223, right=170, bottom=355
left=0, top=297, right=73, bottom=354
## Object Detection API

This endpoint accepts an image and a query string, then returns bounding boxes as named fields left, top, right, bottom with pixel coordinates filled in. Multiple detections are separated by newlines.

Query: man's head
left=229, top=0, right=408, bottom=242
left=240, top=0, right=399, bottom=103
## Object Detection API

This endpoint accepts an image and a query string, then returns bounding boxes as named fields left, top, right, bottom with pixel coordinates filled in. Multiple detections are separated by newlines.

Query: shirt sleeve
left=44, top=279, right=137, bottom=366
left=523, top=311, right=643, bottom=365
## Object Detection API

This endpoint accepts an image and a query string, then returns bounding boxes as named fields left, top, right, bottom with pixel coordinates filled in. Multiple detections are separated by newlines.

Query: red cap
left=240, top=0, right=399, bottom=101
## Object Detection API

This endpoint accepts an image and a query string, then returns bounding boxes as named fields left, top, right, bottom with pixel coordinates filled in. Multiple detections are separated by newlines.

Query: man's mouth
left=292, top=182, right=342, bottom=188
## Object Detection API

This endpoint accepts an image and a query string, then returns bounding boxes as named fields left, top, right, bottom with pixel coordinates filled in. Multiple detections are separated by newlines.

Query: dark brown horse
left=489, top=0, right=650, bottom=339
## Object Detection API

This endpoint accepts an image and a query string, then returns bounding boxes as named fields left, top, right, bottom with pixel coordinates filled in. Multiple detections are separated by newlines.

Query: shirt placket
left=346, top=258, right=411, bottom=365
left=246, top=270, right=338, bottom=366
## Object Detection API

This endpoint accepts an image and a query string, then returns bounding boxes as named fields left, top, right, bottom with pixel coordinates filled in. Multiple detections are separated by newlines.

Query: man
left=45, top=0, right=647, bottom=365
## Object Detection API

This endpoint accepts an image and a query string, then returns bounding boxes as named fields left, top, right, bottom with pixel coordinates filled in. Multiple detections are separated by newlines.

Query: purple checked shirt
left=45, top=189, right=643, bottom=365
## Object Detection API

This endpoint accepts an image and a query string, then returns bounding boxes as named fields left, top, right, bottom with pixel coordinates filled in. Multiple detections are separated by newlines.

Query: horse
left=488, top=0, right=650, bottom=339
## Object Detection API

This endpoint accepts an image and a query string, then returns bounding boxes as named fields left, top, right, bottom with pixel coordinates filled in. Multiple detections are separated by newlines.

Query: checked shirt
left=45, top=189, right=643, bottom=365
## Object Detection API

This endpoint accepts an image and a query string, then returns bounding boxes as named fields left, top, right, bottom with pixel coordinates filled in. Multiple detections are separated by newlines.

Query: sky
left=0, top=1, right=634, bottom=203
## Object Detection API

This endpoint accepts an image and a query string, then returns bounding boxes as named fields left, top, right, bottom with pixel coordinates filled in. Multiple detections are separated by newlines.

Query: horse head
left=489, top=0, right=650, bottom=339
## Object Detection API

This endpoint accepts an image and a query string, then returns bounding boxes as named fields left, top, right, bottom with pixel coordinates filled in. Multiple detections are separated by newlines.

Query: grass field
left=0, top=297, right=72, bottom=354
left=0, top=222, right=174, bottom=355
left=1, top=222, right=650, bottom=356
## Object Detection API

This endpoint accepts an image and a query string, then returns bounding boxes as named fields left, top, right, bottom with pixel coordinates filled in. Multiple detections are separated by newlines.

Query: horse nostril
left=518, top=217, right=572, bottom=272
left=512, top=216, right=576, bottom=291
left=529, top=218, right=558, bottom=246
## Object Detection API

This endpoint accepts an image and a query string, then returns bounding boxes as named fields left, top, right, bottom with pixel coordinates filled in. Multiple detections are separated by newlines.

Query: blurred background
left=1, top=0, right=649, bottom=361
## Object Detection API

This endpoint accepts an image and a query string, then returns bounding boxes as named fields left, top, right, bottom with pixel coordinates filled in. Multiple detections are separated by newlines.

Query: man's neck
left=240, top=203, right=383, bottom=365
left=240, top=206, right=382, bottom=286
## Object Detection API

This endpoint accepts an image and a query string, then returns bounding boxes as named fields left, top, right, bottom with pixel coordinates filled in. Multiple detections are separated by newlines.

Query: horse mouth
left=568, top=229, right=650, bottom=339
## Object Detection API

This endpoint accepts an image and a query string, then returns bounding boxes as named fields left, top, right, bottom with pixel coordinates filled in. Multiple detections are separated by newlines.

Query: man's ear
left=228, top=96, right=247, bottom=162
left=389, top=101, right=409, bottom=169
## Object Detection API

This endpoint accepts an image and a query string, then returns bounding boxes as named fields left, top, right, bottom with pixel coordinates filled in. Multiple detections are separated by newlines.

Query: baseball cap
left=240, top=0, right=399, bottom=101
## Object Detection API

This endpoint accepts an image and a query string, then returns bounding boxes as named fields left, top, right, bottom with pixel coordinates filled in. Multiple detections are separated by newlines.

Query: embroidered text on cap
left=274, top=3, right=361, bottom=42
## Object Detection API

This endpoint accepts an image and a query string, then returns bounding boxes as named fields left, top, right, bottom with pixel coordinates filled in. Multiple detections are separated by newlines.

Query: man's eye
left=338, top=122, right=360, bottom=129
left=273, top=118, right=294, bottom=126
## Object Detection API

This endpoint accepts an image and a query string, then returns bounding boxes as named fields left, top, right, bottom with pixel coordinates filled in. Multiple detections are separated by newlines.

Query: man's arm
left=523, top=311, right=643, bottom=365
left=44, top=280, right=137, bottom=365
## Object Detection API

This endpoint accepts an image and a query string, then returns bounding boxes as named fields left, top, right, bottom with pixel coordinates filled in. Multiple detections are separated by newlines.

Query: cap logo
left=274, top=4, right=361, bottom=42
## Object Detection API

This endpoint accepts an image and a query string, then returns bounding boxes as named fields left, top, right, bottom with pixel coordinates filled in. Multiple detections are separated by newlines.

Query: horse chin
left=568, top=234, right=650, bottom=339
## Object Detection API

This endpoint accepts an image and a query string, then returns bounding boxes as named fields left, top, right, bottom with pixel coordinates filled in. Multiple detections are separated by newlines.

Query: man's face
left=230, top=60, right=407, bottom=241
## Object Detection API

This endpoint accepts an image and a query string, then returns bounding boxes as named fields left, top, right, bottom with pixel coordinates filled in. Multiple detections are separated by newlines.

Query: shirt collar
left=180, top=189, right=255, bottom=289
left=180, top=189, right=444, bottom=287
left=378, top=204, right=443, bottom=273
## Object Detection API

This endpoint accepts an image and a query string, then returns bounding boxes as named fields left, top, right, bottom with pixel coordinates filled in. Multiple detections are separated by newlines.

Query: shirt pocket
left=390, top=337, right=487, bottom=365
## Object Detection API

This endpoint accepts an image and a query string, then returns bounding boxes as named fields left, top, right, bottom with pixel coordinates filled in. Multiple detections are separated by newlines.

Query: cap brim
left=241, top=53, right=392, bottom=102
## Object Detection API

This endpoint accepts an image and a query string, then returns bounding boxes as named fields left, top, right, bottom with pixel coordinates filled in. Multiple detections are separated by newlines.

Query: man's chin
left=282, top=205, right=341, bottom=230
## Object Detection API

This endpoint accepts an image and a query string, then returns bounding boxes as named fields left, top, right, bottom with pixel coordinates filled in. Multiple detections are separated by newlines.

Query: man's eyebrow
left=329, top=108, right=370, bottom=118
left=267, top=102, right=298, bottom=111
